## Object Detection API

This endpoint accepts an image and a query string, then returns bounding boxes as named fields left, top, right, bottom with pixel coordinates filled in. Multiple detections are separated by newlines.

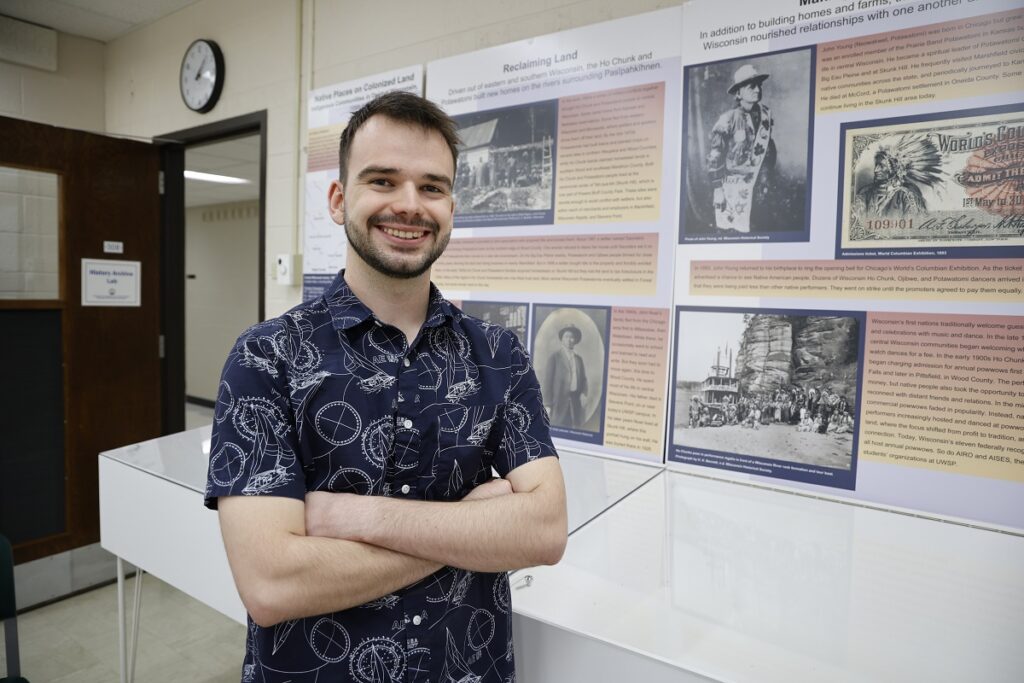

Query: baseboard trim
left=185, top=395, right=216, bottom=409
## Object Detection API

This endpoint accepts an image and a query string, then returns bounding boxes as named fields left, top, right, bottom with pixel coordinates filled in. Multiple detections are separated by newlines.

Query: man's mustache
left=368, top=214, right=440, bottom=232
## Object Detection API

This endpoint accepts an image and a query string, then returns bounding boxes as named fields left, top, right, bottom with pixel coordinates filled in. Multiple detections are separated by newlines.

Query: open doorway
left=184, top=135, right=261, bottom=428
left=159, top=111, right=266, bottom=435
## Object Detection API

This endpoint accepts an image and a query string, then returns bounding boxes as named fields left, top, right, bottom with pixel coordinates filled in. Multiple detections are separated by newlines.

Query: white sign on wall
left=81, top=258, right=141, bottom=306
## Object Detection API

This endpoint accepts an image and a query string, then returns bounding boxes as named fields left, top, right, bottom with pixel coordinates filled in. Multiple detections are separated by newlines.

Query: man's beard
left=344, top=213, right=450, bottom=279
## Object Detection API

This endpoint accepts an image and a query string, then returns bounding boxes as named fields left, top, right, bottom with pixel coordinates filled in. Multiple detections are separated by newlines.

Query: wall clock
left=179, top=39, right=224, bottom=113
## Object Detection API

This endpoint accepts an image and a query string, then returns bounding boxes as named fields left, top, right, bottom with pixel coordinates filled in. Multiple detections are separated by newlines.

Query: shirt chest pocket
left=297, top=374, right=394, bottom=495
left=420, top=402, right=504, bottom=500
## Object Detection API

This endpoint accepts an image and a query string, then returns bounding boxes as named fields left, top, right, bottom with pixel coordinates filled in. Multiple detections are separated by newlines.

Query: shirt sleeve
left=496, top=333, right=558, bottom=476
left=204, top=319, right=306, bottom=509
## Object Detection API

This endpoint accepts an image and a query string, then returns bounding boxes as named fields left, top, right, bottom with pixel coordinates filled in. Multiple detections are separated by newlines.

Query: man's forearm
left=218, top=498, right=441, bottom=627
left=306, top=462, right=567, bottom=572
left=256, top=536, right=441, bottom=625
left=322, top=495, right=562, bottom=572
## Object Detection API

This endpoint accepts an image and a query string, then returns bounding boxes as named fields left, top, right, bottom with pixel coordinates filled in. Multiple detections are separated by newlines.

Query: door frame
left=157, top=111, right=267, bottom=434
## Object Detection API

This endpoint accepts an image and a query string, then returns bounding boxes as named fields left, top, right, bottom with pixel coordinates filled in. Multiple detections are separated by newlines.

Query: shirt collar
left=323, top=270, right=462, bottom=332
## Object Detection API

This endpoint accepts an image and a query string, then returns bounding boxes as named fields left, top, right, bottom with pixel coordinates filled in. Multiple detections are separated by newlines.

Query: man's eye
left=369, top=178, right=392, bottom=187
left=422, top=185, right=443, bottom=193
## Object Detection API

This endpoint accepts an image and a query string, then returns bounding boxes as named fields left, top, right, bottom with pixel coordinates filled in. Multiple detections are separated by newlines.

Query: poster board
left=668, top=0, right=1024, bottom=531
left=426, top=7, right=684, bottom=464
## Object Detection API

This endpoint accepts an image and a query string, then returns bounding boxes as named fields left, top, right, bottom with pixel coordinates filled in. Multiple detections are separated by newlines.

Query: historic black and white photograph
left=532, top=304, right=609, bottom=438
left=680, top=46, right=814, bottom=243
left=459, top=300, right=528, bottom=346
left=452, top=100, right=558, bottom=227
left=671, top=308, right=862, bottom=476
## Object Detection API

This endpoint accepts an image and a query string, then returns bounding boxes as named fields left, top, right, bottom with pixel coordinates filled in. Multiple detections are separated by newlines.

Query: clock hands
left=181, top=40, right=221, bottom=112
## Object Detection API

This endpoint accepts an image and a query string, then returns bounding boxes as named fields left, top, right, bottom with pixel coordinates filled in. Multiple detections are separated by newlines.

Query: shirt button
left=403, top=419, right=412, bottom=429
left=403, top=357, right=411, bottom=367
left=401, top=484, right=411, bottom=494
left=412, top=615, right=423, bottom=626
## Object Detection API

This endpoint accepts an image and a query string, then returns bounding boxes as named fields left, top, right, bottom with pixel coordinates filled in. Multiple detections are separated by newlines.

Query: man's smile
left=369, top=213, right=439, bottom=245
left=378, top=224, right=429, bottom=241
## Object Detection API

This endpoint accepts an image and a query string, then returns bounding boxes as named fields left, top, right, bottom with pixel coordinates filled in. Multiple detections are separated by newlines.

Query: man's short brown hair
left=337, top=91, right=461, bottom=185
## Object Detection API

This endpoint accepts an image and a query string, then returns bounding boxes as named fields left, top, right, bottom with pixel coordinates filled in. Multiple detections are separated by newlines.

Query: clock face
left=180, top=39, right=224, bottom=113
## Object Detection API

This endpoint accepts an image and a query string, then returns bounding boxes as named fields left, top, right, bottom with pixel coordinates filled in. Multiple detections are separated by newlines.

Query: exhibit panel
left=427, top=7, right=685, bottom=464
left=670, top=0, right=1024, bottom=532
left=301, top=65, right=424, bottom=300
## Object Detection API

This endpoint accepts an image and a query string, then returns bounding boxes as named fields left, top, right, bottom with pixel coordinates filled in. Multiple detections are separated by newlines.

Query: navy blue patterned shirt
left=205, top=271, right=556, bottom=683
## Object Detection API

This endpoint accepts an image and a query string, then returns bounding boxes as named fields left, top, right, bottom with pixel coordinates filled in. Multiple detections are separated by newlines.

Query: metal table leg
left=116, top=557, right=144, bottom=683
left=117, top=557, right=126, bottom=683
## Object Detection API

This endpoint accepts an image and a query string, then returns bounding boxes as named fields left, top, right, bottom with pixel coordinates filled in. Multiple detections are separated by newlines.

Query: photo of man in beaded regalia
left=681, top=47, right=814, bottom=243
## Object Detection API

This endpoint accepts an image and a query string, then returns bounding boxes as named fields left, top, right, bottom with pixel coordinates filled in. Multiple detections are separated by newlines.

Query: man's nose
left=390, top=181, right=422, bottom=217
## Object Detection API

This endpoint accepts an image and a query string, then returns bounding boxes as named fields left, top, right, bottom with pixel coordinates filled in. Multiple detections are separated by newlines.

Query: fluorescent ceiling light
left=184, top=170, right=251, bottom=184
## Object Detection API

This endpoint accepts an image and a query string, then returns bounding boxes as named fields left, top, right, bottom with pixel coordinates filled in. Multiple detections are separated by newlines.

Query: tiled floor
left=2, top=573, right=245, bottom=682
left=0, top=402, right=239, bottom=682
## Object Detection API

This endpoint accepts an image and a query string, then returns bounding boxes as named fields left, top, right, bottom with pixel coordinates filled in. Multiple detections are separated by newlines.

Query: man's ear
left=327, top=179, right=345, bottom=225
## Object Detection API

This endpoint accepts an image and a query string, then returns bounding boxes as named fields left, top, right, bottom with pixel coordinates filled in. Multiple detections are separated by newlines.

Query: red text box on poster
left=434, top=233, right=658, bottom=296
left=860, top=312, right=1024, bottom=482
left=690, top=260, right=1023, bottom=303
left=604, top=307, right=670, bottom=457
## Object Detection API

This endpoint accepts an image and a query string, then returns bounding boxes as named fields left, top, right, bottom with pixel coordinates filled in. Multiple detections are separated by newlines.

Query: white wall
left=185, top=201, right=260, bottom=402
left=0, top=30, right=106, bottom=132
left=104, top=0, right=301, bottom=317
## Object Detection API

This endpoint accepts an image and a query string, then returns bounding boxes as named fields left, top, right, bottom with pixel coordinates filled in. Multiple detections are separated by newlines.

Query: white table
left=511, top=470, right=1024, bottom=682
left=97, top=428, right=658, bottom=682
left=99, top=426, right=245, bottom=682
left=100, top=428, right=1020, bottom=682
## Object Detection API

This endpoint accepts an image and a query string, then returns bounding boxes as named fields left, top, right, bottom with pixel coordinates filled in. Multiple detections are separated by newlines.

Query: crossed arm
left=218, top=457, right=566, bottom=627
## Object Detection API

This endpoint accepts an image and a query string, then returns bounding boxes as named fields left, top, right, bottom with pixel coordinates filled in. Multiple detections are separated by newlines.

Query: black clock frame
left=179, top=39, right=225, bottom=114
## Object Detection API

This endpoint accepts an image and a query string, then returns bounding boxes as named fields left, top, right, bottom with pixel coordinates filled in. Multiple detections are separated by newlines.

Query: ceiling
left=185, top=135, right=261, bottom=208
left=0, top=0, right=201, bottom=42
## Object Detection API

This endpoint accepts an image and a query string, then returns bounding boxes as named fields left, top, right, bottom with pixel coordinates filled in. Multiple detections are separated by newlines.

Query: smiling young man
left=206, top=92, right=567, bottom=683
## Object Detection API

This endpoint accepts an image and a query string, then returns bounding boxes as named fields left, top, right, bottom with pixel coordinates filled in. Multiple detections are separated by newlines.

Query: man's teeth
left=383, top=227, right=424, bottom=240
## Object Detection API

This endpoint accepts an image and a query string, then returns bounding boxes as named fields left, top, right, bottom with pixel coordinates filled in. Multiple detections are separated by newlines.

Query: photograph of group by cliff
left=451, top=99, right=558, bottom=227
left=671, top=308, right=864, bottom=478
left=680, top=46, right=814, bottom=243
